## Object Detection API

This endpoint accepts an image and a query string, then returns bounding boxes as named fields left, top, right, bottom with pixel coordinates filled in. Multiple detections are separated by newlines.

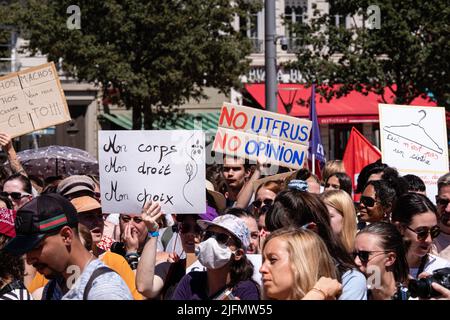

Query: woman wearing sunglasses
left=260, top=228, right=342, bottom=300
left=358, top=180, right=397, bottom=226
left=354, top=222, right=409, bottom=300
left=136, top=203, right=217, bottom=300
left=172, top=214, right=259, bottom=300
left=391, top=193, right=450, bottom=278
left=265, top=188, right=367, bottom=300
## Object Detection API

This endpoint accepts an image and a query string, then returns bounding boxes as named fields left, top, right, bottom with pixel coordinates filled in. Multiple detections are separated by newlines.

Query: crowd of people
left=1, top=131, right=450, bottom=300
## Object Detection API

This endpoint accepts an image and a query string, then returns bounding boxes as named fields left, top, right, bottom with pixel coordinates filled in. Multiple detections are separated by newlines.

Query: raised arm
left=235, top=161, right=263, bottom=209
left=0, top=132, right=27, bottom=176
left=135, top=201, right=165, bottom=299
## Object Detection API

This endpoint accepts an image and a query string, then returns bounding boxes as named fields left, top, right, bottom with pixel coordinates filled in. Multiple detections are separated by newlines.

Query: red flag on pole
left=342, top=127, right=381, bottom=200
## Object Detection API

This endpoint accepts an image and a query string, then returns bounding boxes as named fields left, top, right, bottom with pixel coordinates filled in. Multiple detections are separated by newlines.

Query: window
left=284, top=1, right=306, bottom=52
left=240, top=11, right=262, bottom=53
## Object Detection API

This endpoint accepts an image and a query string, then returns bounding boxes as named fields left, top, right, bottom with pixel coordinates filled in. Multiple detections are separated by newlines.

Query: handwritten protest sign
left=0, top=62, right=71, bottom=137
left=379, top=104, right=448, bottom=201
left=99, top=130, right=206, bottom=214
left=213, top=102, right=312, bottom=169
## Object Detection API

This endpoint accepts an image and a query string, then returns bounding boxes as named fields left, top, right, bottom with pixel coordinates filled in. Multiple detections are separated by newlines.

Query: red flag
left=342, top=127, right=381, bottom=200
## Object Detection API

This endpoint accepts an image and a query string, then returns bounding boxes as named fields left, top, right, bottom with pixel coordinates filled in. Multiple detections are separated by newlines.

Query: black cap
left=5, top=193, right=79, bottom=256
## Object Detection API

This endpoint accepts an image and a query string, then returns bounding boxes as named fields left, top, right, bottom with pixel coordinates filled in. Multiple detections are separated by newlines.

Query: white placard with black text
left=98, top=130, right=206, bottom=214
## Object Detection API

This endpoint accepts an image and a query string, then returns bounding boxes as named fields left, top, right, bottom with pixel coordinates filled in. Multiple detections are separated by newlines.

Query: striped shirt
left=0, top=281, right=33, bottom=300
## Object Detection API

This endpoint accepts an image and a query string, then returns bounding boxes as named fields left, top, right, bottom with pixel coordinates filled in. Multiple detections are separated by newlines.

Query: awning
left=245, top=84, right=437, bottom=124
left=98, top=112, right=220, bottom=139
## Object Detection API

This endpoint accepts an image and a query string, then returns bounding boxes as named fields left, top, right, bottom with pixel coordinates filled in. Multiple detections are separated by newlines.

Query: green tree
left=2, top=0, right=261, bottom=128
left=286, top=0, right=449, bottom=109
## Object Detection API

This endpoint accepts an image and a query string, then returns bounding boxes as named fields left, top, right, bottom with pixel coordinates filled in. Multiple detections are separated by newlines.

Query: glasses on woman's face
left=360, top=196, right=377, bottom=208
left=406, top=225, right=441, bottom=241
left=0, top=191, right=30, bottom=200
left=178, top=222, right=202, bottom=235
left=252, top=199, right=273, bottom=209
left=120, top=215, right=143, bottom=224
left=352, top=250, right=389, bottom=263
left=203, top=230, right=232, bottom=245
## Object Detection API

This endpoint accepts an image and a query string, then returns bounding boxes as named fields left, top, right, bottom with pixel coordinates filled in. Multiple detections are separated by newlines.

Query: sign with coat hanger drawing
left=379, top=104, right=448, bottom=202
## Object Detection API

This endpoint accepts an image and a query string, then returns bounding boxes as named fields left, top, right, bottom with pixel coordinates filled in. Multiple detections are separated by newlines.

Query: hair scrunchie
left=288, top=179, right=308, bottom=192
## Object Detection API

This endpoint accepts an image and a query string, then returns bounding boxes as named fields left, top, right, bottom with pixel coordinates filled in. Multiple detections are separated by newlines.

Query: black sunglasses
left=436, top=197, right=450, bottom=207
left=406, top=225, right=440, bottom=241
left=203, top=230, right=232, bottom=245
left=178, top=222, right=202, bottom=234
left=252, top=199, right=273, bottom=209
left=360, top=196, right=377, bottom=208
left=0, top=191, right=30, bottom=200
left=352, top=250, right=389, bottom=263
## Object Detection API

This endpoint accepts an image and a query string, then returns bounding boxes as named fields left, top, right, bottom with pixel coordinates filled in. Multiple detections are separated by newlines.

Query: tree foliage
left=286, top=0, right=449, bottom=109
left=2, top=0, right=261, bottom=128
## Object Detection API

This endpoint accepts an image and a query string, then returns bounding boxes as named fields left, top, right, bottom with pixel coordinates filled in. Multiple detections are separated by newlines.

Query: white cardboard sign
left=98, top=130, right=206, bottom=214
left=379, top=104, right=449, bottom=201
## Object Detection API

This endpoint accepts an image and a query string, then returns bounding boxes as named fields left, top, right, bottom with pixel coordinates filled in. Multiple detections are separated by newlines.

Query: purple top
left=171, top=271, right=260, bottom=300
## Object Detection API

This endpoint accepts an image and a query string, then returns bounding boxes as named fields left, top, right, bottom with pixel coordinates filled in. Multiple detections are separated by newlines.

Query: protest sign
left=379, top=104, right=448, bottom=201
left=213, top=127, right=309, bottom=169
left=213, top=102, right=312, bottom=169
left=218, top=102, right=312, bottom=145
left=0, top=62, right=71, bottom=137
left=98, top=130, right=206, bottom=214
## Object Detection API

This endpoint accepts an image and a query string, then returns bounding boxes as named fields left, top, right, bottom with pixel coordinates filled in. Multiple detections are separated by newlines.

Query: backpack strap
left=83, top=266, right=115, bottom=300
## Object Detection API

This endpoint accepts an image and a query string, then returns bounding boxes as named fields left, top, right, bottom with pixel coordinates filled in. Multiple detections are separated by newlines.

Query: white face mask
left=195, top=237, right=232, bottom=270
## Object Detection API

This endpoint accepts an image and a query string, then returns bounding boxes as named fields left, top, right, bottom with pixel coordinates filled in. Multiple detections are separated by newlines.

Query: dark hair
left=355, top=160, right=388, bottom=193
left=293, top=168, right=320, bottom=184
left=224, top=207, right=255, bottom=219
left=265, top=189, right=356, bottom=274
left=0, top=234, right=25, bottom=282
left=3, top=173, right=32, bottom=194
left=403, top=174, right=426, bottom=193
left=358, top=222, right=409, bottom=284
left=0, top=195, right=13, bottom=209
left=222, top=155, right=252, bottom=171
left=327, top=172, right=352, bottom=196
left=391, top=192, right=437, bottom=226
left=365, top=180, right=397, bottom=214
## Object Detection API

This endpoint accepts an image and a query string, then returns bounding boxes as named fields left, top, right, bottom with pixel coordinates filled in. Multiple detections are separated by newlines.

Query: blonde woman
left=322, top=160, right=346, bottom=185
left=260, top=228, right=342, bottom=300
left=320, top=190, right=357, bottom=253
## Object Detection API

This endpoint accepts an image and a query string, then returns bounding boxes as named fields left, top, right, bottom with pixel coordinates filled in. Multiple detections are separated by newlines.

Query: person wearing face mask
left=171, top=214, right=260, bottom=300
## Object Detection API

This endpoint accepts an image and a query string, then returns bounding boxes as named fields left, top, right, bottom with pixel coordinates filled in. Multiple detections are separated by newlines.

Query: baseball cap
left=5, top=193, right=79, bottom=256
left=70, top=196, right=101, bottom=213
left=197, top=214, right=250, bottom=251
left=57, top=175, right=95, bottom=197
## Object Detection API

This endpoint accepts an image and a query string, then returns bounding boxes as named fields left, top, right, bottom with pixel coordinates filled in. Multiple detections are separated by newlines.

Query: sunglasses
left=203, top=230, right=232, bottom=245
left=360, top=196, right=377, bottom=208
left=252, top=199, right=273, bottom=209
left=120, top=215, right=143, bottom=224
left=436, top=197, right=450, bottom=207
left=406, top=225, right=440, bottom=241
left=178, top=222, right=202, bottom=234
left=0, top=191, right=30, bottom=200
left=352, top=250, right=389, bottom=263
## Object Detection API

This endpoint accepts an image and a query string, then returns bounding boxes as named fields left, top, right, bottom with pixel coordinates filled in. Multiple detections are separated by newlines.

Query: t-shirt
left=62, top=259, right=133, bottom=300
left=409, top=254, right=450, bottom=278
left=338, top=268, right=367, bottom=300
left=434, top=233, right=450, bottom=254
left=171, top=271, right=260, bottom=300
left=29, top=251, right=142, bottom=300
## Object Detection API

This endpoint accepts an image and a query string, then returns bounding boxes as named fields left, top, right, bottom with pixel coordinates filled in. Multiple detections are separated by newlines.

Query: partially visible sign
left=379, top=104, right=448, bottom=201
left=212, top=102, right=311, bottom=169
left=0, top=62, right=71, bottom=137
left=98, top=130, right=206, bottom=214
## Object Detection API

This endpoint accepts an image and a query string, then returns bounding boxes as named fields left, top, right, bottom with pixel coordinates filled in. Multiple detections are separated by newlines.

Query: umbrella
left=12, top=145, right=99, bottom=179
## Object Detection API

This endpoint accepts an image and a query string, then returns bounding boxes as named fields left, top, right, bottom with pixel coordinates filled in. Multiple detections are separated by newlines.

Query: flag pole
left=312, top=153, right=316, bottom=174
